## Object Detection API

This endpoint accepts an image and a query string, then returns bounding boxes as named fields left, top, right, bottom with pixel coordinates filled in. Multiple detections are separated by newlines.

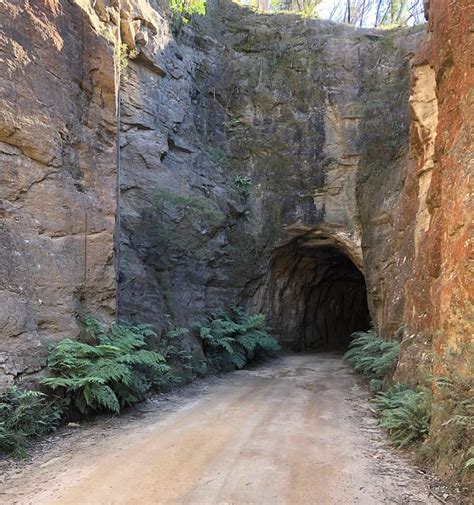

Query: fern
left=373, top=384, right=431, bottom=448
left=345, top=329, right=430, bottom=449
left=436, top=376, right=474, bottom=473
left=465, top=447, right=474, bottom=469
left=344, top=329, right=399, bottom=379
left=442, top=413, right=474, bottom=428
left=197, top=307, right=279, bottom=371
left=157, top=327, right=207, bottom=384
left=0, top=387, right=62, bottom=458
left=41, top=317, right=171, bottom=414
left=166, top=327, right=189, bottom=339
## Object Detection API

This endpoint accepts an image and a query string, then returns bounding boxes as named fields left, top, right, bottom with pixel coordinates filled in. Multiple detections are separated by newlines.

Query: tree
left=271, top=0, right=322, bottom=16
left=328, top=0, right=424, bottom=27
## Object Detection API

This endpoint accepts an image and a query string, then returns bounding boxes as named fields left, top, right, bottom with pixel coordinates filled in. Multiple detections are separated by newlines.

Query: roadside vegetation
left=0, top=309, right=278, bottom=458
left=344, top=329, right=473, bottom=486
left=198, top=306, right=280, bottom=371
left=40, top=316, right=172, bottom=415
left=0, top=388, right=62, bottom=458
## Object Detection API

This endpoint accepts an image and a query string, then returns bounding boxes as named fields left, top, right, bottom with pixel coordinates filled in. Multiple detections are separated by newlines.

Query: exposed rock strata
left=0, top=0, right=471, bottom=407
left=118, top=1, right=424, bottom=354
left=0, top=0, right=119, bottom=387
left=406, top=0, right=473, bottom=357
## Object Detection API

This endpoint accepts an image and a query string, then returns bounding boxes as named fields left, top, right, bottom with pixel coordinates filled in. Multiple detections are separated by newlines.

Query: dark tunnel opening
left=259, top=237, right=371, bottom=352
left=300, top=252, right=370, bottom=351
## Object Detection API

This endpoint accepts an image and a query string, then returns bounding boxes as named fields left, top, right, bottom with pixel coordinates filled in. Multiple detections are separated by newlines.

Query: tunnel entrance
left=301, top=252, right=370, bottom=351
left=255, top=235, right=371, bottom=352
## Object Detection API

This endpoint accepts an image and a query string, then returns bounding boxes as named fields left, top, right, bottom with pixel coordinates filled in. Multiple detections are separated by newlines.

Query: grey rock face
left=118, top=1, right=424, bottom=350
left=0, top=0, right=118, bottom=386
left=0, top=0, right=424, bottom=384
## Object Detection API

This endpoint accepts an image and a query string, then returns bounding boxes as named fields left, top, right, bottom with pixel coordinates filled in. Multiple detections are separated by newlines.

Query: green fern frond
left=344, top=329, right=399, bottom=379
left=83, top=384, right=120, bottom=414
left=41, top=317, right=171, bottom=415
left=166, top=327, right=189, bottom=339
left=0, top=387, right=63, bottom=457
left=197, top=307, right=279, bottom=372
left=237, top=334, right=258, bottom=352
left=83, top=314, right=106, bottom=342
left=373, top=385, right=430, bottom=447
left=118, top=349, right=166, bottom=366
left=229, top=350, right=247, bottom=369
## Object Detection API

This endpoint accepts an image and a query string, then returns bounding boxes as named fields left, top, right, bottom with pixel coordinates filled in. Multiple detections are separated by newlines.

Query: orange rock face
left=404, top=0, right=473, bottom=360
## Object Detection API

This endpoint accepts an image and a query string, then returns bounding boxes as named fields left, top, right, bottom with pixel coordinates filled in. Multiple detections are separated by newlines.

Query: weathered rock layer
left=0, top=0, right=472, bottom=429
left=117, top=1, right=427, bottom=356
left=0, top=0, right=118, bottom=387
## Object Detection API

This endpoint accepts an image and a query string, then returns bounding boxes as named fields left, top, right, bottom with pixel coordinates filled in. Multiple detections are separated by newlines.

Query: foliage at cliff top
left=170, top=0, right=206, bottom=22
left=255, top=0, right=425, bottom=26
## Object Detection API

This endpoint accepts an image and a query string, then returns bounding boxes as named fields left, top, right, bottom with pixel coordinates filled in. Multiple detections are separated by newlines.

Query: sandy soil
left=0, top=354, right=446, bottom=505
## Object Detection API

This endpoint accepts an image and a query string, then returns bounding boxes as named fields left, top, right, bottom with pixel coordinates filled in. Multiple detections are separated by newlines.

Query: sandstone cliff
left=0, top=0, right=119, bottom=387
left=0, top=0, right=472, bottom=477
left=118, top=1, right=425, bottom=353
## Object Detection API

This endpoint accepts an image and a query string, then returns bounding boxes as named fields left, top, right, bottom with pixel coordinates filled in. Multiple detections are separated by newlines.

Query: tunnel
left=255, top=234, right=371, bottom=352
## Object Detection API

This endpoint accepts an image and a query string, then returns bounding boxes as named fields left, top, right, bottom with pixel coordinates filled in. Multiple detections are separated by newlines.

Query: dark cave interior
left=261, top=237, right=371, bottom=351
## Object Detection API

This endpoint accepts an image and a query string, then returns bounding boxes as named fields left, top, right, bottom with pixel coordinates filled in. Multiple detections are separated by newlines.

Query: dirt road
left=1, top=354, right=440, bottom=505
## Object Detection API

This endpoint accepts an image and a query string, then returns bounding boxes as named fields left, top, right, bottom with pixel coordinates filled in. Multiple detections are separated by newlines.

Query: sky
left=317, top=0, right=337, bottom=19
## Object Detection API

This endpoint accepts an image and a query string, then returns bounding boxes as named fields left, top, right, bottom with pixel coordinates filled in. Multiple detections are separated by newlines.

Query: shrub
left=117, top=43, right=138, bottom=77
left=40, top=317, right=171, bottom=415
left=170, top=0, right=206, bottom=19
left=0, top=387, right=62, bottom=458
left=170, top=0, right=206, bottom=33
left=197, top=307, right=279, bottom=371
left=234, top=175, right=252, bottom=188
left=344, top=329, right=400, bottom=379
left=425, top=369, right=474, bottom=478
left=234, top=175, right=252, bottom=200
left=373, top=384, right=431, bottom=448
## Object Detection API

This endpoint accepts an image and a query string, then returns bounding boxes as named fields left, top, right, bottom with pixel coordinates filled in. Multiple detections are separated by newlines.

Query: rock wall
left=0, top=0, right=471, bottom=398
left=362, top=0, right=473, bottom=385
left=394, top=0, right=473, bottom=480
left=0, top=0, right=119, bottom=387
left=117, top=0, right=244, bottom=343
left=406, top=0, right=473, bottom=361
left=118, top=0, right=424, bottom=352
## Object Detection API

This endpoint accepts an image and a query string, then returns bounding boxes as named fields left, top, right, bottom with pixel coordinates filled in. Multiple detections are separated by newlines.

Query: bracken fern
left=373, top=384, right=431, bottom=448
left=159, top=327, right=208, bottom=383
left=40, top=316, right=171, bottom=414
left=344, top=328, right=430, bottom=449
left=344, top=328, right=400, bottom=379
left=0, top=387, right=62, bottom=457
left=198, top=307, right=279, bottom=371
